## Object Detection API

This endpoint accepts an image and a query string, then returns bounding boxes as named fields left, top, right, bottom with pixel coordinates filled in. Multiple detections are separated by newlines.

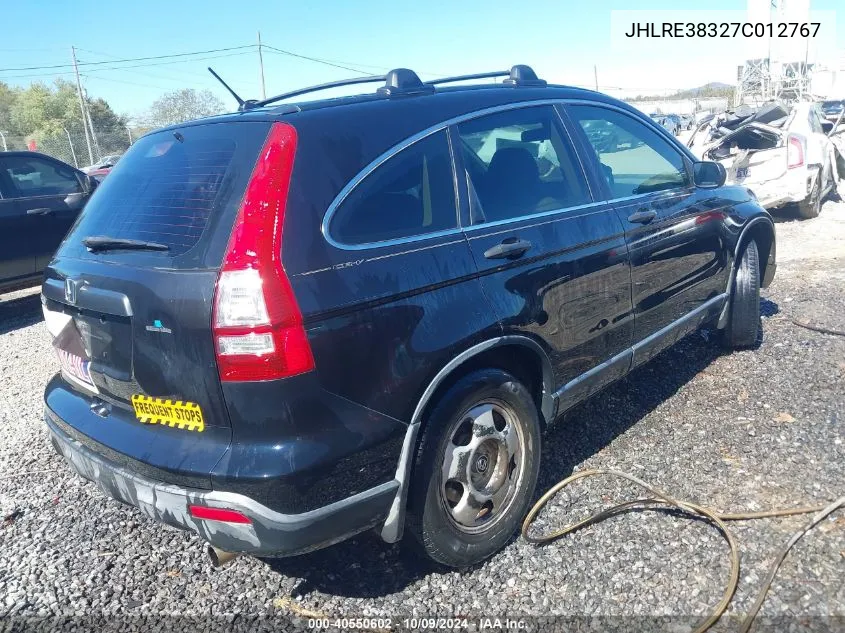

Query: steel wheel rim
left=439, top=399, right=527, bottom=534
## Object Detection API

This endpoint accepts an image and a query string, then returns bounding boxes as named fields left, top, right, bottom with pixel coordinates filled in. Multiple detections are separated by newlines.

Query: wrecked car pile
left=688, top=101, right=844, bottom=218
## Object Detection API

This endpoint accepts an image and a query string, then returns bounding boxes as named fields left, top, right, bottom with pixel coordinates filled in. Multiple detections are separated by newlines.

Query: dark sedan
left=0, top=152, right=96, bottom=293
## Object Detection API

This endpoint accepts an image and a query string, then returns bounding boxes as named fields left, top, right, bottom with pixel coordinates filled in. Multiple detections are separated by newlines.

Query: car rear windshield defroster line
left=61, top=123, right=273, bottom=266
left=98, top=146, right=234, bottom=255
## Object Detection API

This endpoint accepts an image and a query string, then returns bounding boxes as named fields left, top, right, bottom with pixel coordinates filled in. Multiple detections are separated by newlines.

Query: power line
left=2, top=41, right=447, bottom=84
left=0, top=51, right=256, bottom=80
left=261, top=45, right=446, bottom=78
left=262, top=46, right=371, bottom=75
left=293, top=55, right=446, bottom=78
left=76, top=47, right=246, bottom=89
left=0, top=45, right=255, bottom=72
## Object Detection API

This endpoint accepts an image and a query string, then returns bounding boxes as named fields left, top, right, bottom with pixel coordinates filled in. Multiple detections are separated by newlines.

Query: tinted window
left=2, top=156, right=82, bottom=198
left=570, top=105, right=689, bottom=198
left=66, top=123, right=269, bottom=260
left=330, top=130, right=457, bottom=245
left=458, top=106, right=590, bottom=223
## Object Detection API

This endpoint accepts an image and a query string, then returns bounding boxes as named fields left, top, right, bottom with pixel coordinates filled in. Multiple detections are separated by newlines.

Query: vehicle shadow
left=0, top=291, right=44, bottom=335
left=771, top=205, right=803, bottom=223
left=770, top=196, right=839, bottom=223
left=261, top=300, right=778, bottom=599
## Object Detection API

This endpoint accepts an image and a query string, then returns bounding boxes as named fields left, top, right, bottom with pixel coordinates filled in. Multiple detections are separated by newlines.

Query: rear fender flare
left=380, top=335, right=555, bottom=543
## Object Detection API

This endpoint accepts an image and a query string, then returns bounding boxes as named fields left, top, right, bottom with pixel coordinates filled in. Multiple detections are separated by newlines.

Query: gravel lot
left=0, top=200, right=843, bottom=632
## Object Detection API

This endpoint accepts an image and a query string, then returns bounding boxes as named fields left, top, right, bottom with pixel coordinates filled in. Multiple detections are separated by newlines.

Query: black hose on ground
left=791, top=317, right=845, bottom=337
left=522, top=469, right=845, bottom=633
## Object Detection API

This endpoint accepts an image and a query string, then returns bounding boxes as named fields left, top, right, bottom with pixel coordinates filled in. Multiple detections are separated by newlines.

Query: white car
left=689, top=102, right=842, bottom=218
left=81, top=154, right=122, bottom=174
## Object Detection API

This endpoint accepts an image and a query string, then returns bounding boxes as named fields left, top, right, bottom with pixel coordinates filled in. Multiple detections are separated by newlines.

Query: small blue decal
left=146, top=319, right=173, bottom=334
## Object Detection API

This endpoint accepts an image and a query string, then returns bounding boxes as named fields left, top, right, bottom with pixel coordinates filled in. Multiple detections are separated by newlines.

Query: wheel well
left=738, top=221, right=773, bottom=283
left=416, top=344, right=548, bottom=432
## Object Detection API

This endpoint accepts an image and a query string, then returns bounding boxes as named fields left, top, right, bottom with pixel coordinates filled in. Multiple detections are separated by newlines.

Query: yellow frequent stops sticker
left=131, top=394, right=205, bottom=432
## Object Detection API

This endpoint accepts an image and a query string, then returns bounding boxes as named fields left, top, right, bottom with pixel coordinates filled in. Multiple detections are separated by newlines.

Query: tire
left=406, top=368, right=542, bottom=568
left=797, top=169, right=822, bottom=219
left=722, top=239, right=761, bottom=349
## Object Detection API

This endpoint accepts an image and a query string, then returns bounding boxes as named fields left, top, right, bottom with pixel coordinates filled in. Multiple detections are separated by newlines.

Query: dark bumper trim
left=47, top=416, right=398, bottom=556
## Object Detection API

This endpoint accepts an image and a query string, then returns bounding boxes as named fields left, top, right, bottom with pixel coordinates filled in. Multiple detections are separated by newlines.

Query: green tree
left=0, top=82, right=21, bottom=136
left=86, top=94, right=128, bottom=132
left=144, top=88, right=225, bottom=129
left=8, top=79, right=125, bottom=138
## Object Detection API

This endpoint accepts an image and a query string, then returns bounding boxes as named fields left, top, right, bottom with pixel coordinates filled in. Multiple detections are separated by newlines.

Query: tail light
left=212, top=122, right=314, bottom=382
left=787, top=135, right=804, bottom=169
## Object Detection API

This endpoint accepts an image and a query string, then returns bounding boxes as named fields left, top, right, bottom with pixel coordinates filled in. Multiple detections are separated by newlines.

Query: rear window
left=63, top=121, right=271, bottom=267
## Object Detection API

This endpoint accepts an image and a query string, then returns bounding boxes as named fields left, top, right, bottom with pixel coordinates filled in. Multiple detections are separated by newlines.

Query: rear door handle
left=484, top=238, right=532, bottom=260
left=628, top=209, right=657, bottom=224
left=26, top=207, right=53, bottom=216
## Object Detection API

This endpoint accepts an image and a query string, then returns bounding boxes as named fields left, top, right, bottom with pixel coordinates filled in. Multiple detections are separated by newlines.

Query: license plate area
left=45, top=298, right=133, bottom=398
left=57, top=349, right=98, bottom=393
left=73, top=312, right=133, bottom=378
left=736, top=167, right=749, bottom=180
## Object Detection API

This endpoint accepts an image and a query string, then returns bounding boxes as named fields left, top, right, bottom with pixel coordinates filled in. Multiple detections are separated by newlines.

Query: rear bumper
left=47, top=416, right=398, bottom=556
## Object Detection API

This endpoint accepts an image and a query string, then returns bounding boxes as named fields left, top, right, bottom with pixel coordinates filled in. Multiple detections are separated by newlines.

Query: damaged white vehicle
left=689, top=102, right=843, bottom=218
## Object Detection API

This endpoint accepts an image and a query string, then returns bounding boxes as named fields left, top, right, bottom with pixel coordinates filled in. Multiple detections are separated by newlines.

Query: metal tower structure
left=735, top=0, right=813, bottom=105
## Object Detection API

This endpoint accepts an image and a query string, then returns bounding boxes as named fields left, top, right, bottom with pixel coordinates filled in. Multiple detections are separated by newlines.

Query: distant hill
left=629, top=82, right=734, bottom=102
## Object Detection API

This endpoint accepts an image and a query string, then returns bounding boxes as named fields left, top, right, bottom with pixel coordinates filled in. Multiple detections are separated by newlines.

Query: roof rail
left=250, top=64, right=545, bottom=109
left=252, top=74, right=387, bottom=108
left=427, top=65, right=546, bottom=88
left=427, top=70, right=510, bottom=85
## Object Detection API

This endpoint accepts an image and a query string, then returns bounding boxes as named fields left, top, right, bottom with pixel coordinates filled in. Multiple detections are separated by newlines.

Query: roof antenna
left=207, top=67, right=258, bottom=111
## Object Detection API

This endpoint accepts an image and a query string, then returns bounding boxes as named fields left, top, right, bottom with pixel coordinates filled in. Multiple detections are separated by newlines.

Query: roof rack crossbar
left=251, top=64, right=544, bottom=109
left=427, top=71, right=510, bottom=86
left=254, top=74, right=387, bottom=108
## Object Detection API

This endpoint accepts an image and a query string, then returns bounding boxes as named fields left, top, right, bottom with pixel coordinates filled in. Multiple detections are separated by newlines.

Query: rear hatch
left=43, top=120, right=272, bottom=485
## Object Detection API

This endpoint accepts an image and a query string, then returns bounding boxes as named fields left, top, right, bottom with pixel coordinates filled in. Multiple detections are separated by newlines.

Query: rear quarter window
left=327, top=129, right=458, bottom=246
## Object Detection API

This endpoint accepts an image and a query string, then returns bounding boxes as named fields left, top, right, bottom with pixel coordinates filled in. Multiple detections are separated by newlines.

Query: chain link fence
left=0, top=126, right=137, bottom=169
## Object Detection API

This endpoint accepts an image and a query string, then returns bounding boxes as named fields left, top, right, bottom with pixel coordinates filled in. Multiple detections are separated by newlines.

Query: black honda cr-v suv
left=42, top=66, right=775, bottom=568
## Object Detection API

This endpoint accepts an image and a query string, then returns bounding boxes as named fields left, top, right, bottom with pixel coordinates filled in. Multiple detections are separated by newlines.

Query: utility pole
left=593, top=65, right=599, bottom=91
left=83, top=89, right=100, bottom=158
left=71, top=46, right=94, bottom=165
left=0, top=130, right=7, bottom=152
left=257, top=31, right=267, bottom=100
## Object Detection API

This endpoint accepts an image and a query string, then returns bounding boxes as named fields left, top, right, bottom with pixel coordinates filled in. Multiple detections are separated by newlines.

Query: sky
left=1, top=0, right=842, bottom=122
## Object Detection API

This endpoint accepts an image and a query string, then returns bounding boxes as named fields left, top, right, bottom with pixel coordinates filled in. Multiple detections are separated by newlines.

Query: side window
left=457, top=106, right=590, bottom=224
left=329, top=129, right=457, bottom=245
left=570, top=105, right=689, bottom=199
left=2, top=156, right=83, bottom=198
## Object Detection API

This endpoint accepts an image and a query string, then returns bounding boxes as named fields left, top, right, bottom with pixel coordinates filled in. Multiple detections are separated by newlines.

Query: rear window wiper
left=83, top=236, right=170, bottom=253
